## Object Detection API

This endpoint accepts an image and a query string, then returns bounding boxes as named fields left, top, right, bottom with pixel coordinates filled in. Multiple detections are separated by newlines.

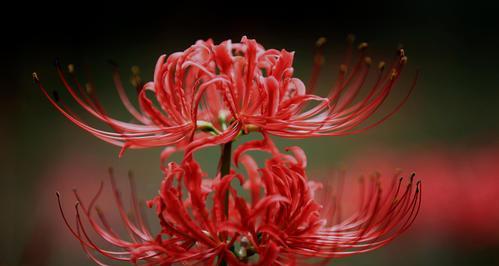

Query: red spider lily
left=57, top=136, right=421, bottom=265
left=34, top=36, right=416, bottom=157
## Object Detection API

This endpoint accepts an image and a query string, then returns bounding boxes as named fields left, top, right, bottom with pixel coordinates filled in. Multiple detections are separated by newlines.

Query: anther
left=130, top=66, right=142, bottom=88
left=390, top=69, right=398, bottom=80
left=358, top=42, right=368, bottom=50
left=364, top=56, right=372, bottom=65
left=398, top=48, right=406, bottom=57
left=68, top=64, right=75, bottom=74
left=415, top=180, right=421, bottom=192
left=131, top=65, right=140, bottom=75
left=316, top=37, right=327, bottom=47
left=85, top=83, right=94, bottom=94
left=410, top=172, right=416, bottom=182
left=32, top=72, right=39, bottom=82
left=378, top=61, right=386, bottom=70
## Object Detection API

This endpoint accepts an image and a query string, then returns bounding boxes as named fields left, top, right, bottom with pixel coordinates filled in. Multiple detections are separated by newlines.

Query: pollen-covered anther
left=364, top=56, right=372, bottom=65
left=85, top=83, right=94, bottom=94
left=416, top=179, right=422, bottom=190
left=410, top=172, right=416, bottom=181
left=130, top=66, right=142, bottom=87
left=32, top=72, right=39, bottom=82
left=316, top=37, right=327, bottom=47
left=378, top=61, right=386, bottom=70
left=68, top=64, right=75, bottom=74
left=390, top=68, right=399, bottom=80
left=131, top=65, right=140, bottom=75
left=399, top=48, right=406, bottom=57
left=358, top=42, right=369, bottom=50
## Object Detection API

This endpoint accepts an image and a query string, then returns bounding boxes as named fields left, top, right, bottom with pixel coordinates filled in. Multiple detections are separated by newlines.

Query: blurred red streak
left=340, top=144, right=499, bottom=245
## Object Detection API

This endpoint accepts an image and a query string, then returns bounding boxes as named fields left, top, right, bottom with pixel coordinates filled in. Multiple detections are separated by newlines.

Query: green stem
left=218, top=141, right=232, bottom=266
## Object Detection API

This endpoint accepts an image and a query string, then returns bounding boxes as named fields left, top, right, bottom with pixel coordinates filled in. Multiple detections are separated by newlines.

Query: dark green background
left=2, top=1, right=499, bottom=265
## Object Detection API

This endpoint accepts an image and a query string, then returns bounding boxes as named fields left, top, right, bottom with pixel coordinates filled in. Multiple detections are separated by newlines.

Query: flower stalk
left=219, top=141, right=233, bottom=217
left=218, top=141, right=232, bottom=265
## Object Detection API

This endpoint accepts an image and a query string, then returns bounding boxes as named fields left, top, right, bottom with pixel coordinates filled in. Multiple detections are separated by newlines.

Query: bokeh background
left=3, top=1, right=499, bottom=265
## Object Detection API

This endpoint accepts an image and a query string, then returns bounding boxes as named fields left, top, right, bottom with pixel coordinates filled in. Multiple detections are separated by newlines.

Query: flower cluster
left=37, top=36, right=421, bottom=265
left=58, top=136, right=420, bottom=265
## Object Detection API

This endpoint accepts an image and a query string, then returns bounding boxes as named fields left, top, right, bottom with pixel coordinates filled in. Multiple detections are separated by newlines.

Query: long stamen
left=307, top=37, right=327, bottom=94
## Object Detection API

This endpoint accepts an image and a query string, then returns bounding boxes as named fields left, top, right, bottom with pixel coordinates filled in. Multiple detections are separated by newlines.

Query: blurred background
left=2, top=1, right=499, bottom=265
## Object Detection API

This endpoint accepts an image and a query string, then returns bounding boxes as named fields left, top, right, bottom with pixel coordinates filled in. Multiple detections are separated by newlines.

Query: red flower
left=34, top=37, right=415, bottom=157
left=58, top=136, right=421, bottom=265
